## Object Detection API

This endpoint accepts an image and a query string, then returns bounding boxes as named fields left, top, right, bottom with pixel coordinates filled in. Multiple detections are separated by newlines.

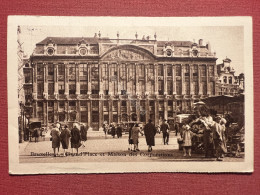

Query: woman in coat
left=144, top=119, right=157, bottom=152
left=60, top=125, right=71, bottom=156
left=80, top=124, right=87, bottom=147
left=50, top=123, right=61, bottom=157
left=131, top=123, right=143, bottom=152
left=70, top=123, right=81, bottom=155
left=181, top=124, right=193, bottom=157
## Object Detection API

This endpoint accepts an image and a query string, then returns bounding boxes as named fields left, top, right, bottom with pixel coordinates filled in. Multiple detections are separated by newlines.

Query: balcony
left=58, top=94, right=66, bottom=100
left=69, top=106, right=76, bottom=110
left=69, top=94, right=77, bottom=99
left=91, top=94, right=99, bottom=99
left=58, top=75, right=64, bottom=81
left=48, top=95, right=55, bottom=100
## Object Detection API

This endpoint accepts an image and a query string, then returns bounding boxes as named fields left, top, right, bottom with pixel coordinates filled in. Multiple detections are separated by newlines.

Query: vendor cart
left=28, top=118, right=42, bottom=142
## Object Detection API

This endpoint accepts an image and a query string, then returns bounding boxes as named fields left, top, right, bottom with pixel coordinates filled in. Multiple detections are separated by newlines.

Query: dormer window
left=79, top=48, right=88, bottom=56
left=47, top=47, right=54, bottom=56
left=166, top=49, right=172, bottom=57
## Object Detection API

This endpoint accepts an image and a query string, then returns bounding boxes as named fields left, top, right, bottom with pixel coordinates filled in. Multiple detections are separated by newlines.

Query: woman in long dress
left=60, top=125, right=71, bottom=156
left=70, top=123, right=81, bottom=155
left=131, top=123, right=143, bottom=152
left=144, top=119, right=157, bottom=152
left=50, top=123, right=61, bottom=157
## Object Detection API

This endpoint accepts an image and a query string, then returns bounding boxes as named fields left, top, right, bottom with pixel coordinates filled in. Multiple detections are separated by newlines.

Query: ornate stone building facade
left=23, top=35, right=218, bottom=130
left=216, top=57, right=244, bottom=96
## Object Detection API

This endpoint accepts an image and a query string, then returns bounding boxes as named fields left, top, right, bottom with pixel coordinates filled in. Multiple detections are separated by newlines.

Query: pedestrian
left=128, top=124, right=134, bottom=151
left=70, top=123, right=81, bottom=155
left=117, top=124, right=123, bottom=138
left=144, top=119, right=157, bottom=152
left=181, top=124, right=193, bottom=157
left=213, top=117, right=227, bottom=161
left=160, top=119, right=169, bottom=145
left=131, top=123, right=143, bottom=152
left=175, top=122, right=179, bottom=136
left=103, top=122, right=108, bottom=138
left=80, top=124, right=87, bottom=147
left=50, top=123, right=61, bottom=157
left=111, top=123, right=116, bottom=138
left=60, top=125, right=71, bottom=156
left=220, top=118, right=227, bottom=158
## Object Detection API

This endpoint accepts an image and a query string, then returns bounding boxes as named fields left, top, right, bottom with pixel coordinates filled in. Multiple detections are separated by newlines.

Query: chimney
left=199, top=39, right=203, bottom=46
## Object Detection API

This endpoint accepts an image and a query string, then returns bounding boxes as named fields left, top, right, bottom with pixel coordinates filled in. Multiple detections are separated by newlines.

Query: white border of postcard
left=8, top=16, right=253, bottom=174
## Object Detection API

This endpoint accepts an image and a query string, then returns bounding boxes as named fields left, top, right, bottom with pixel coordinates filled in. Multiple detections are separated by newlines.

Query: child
left=181, top=124, right=193, bottom=157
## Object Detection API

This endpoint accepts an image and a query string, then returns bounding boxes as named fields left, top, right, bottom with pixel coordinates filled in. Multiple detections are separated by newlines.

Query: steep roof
left=36, top=37, right=112, bottom=45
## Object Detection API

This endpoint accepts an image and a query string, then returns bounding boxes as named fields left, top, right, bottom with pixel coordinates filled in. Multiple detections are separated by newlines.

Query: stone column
left=172, top=64, right=176, bottom=95
left=117, top=63, right=120, bottom=95
left=206, top=64, right=210, bottom=95
left=118, top=100, right=121, bottom=124
left=154, top=63, right=158, bottom=95
left=127, top=99, right=131, bottom=122
left=145, top=99, right=150, bottom=123
left=109, top=99, right=113, bottom=124
left=164, top=100, right=168, bottom=120
left=54, top=101, right=58, bottom=123
left=43, top=63, right=48, bottom=98
left=99, top=63, right=104, bottom=96
left=76, top=100, right=80, bottom=122
left=154, top=100, right=159, bottom=126
left=135, top=63, right=139, bottom=96
left=64, top=101, right=68, bottom=122
left=190, top=64, right=194, bottom=95
left=76, top=63, right=80, bottom=95
left=198, top=65, right=203, bottom=95
left=87, top=63, right=91, bottom=95
left=144, top=64, right=148, bottom=94
left=54, top=63, right=58, bottom=96
left=99, top=100, right=104, bottom=130
left=87, top=101, right=91, bottom=127
left=181, top=64, right=185, bottom=95
left=65, top=63, right=69, bottom=95
left=163, top=64, right=167, bottom=95
left=33, top=63, right=37, bottom=98
left=136, top=99, right=140, bottom=122
left=43, top=102, right=47, bottom=126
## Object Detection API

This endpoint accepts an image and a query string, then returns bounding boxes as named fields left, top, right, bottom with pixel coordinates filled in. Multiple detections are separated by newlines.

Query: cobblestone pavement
left=19, top=132, right=244, bottom=163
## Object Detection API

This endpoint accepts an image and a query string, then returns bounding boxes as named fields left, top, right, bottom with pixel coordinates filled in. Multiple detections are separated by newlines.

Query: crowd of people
left=50, top=123, right=88, bottom=157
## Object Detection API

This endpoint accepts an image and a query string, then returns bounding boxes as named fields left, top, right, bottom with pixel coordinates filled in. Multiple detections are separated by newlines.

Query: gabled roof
left=36, top=37, right=112, bottom=45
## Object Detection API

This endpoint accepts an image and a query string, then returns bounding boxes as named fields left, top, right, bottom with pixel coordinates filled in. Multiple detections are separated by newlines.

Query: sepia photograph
left=8, top=16, right=253, bottom=174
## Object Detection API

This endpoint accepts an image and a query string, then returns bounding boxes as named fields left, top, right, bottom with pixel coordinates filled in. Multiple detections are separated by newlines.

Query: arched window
left=229, top=76, right=232, bottom=84
left=223, top=76, right=227, bottom=83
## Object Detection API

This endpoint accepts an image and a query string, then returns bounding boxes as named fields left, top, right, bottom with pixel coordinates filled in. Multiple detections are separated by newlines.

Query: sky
left=19, top=25, right=244, bottom=75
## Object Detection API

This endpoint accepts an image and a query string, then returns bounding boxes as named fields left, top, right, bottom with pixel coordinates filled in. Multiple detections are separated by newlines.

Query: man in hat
left=160, top=119, right=170, bottom=145
left=144, top=119, right=157, bottom=152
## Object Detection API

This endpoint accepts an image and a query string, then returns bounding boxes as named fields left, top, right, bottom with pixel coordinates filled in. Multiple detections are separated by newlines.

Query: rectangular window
left=37, top=82, right=44, bottom=96
left=149, top=65, right=154, bottom=76
left=167, top=65, right=172, bottom=76
left=167, top=80, right=173, bottom=95
left=139, top=64, right=145, bottom=77
left=122, top=101, right=127, bottom=107
left=58, top=64, right=65, bottom=75
left=91, top=64, right=99, bottom=80
left=79, top=64, right=88, bottom=76
left=37, top=64, right=44, bottom=75
left=193, top=65, right=198, bottom=76
left=80, top=82, right=88, bottom=94
left=158, top=64, right=163, bottom=76
left=92, top=101, right=99, bottom=108
left=48, top=101, right=54, bottom=107
left=91, top=81, right=99, bottom=94
left=69, top=65, right=75, bottom=76
left=59, top=113, right=65, bottom=122
left=59, top=101, right=64, bottom=107
left=48, top=83, right=54, bottom=95
left=176, top=80, right=182, bottom=95
left=58, top=83, right=64, bottom=95
left=69, top=101, right=76, bottom=107
left=48, top=111, right=54, bottom=123
left=80, top=101, right=87, bottom=107
left=201, top=65, right=206, bottom=76
left=209, top=65, right=214, bottom=77
left=69, top=84, right=76, bottom=95
left=194, top=82, right=199, bottom=95
left=185, top=82, right=190, bottom=95
left=176, top=65, right=181, bottom=76
left=48, top=64, right=54, bottom=75
left=120, top=64, right=126, bottom=78
left=158, top=80, right=164, bottom=95
left=81, top=111, right=88, bottom=123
